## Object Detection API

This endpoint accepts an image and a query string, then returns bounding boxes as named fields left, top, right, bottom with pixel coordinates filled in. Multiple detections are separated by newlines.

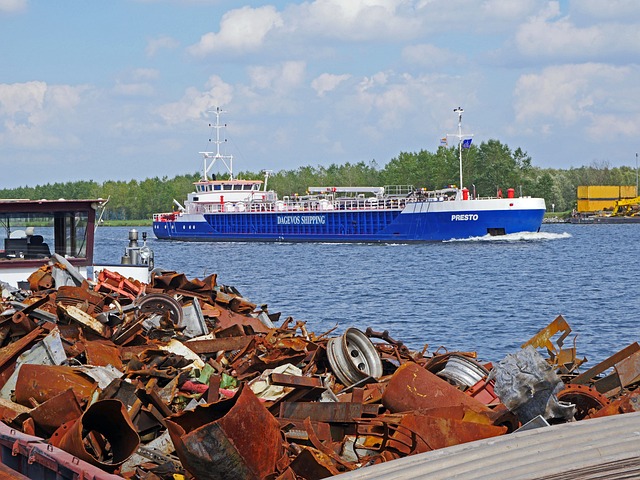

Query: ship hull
left=153, top=198, right=546, bottom=242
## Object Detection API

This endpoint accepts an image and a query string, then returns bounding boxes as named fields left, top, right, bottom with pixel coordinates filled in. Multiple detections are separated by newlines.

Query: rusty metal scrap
left=0, top=268, right=638, bottom=479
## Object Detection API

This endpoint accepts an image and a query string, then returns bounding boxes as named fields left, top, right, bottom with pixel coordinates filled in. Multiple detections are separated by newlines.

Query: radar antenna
left=447, top=107, right=474, bottom=190
left=199, top=107, right=234, bottom=180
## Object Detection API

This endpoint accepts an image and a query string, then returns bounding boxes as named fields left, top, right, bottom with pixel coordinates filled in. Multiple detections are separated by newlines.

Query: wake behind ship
left=153, top=108, right=546, bottom=243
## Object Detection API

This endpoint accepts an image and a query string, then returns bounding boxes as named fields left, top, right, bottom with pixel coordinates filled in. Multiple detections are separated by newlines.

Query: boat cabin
left=188, top=179, right=266, bottom=206
left=194, top=179, right=263, bottom=194
left=0, top=199, right=101, bottom=286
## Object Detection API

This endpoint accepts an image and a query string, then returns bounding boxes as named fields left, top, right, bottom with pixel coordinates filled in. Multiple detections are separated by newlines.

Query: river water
left=94, top=223, right=639, bottom=366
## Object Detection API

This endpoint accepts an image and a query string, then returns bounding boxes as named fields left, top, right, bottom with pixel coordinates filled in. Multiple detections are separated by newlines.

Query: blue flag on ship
left=462, top=138, right=472, bottom=149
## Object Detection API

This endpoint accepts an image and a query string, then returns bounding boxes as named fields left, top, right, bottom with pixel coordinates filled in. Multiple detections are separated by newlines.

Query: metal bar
left=269, top=373, right=324, bottom=389
left=570, top=343, right=640, bottom=385
left=185, top=335, right=255, bottom=354
left=279, top=402, right=380, bottom=423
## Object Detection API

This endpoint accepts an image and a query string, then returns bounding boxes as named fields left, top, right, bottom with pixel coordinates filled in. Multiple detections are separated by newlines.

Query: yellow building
left=577, top=185, right=638, bottom=213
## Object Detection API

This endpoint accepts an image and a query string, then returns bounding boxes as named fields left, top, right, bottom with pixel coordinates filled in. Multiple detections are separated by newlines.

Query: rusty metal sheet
left=280, top=402, right=381, bottom=423
left=465, top=378, right=499, bottom=405
left=288, top=446, right=341, bottom=480
left=588, top=389, right=640, bottom=418
left=270, top=373, right=324, bottom=389
left=84, top=340, right=123, bottom=370
left=135, top=378, right=174, bottom=418
left=185, top=335, right=256, bottom=354
left=391, top=411, right=507, bottom=454
left=166, top=385, right=282, bottom=480
left=234, top=350, right=307, bottom=377
left=278, top=418, right=333, bottom=443
left=522, top=314, right=571, bottom=354
left=0, top=421, right=124, bottom=480
left=56, top=285, right=108, bottom=315
left=15, top=364, right=97, bottom=407
left=58, top=304, right=109, bottom=338
left=54, top=398, right=140, bottom=472
left=570, top=342, right=640, bottom=385
left=8, top=258, right=640, bottom=478
left=27, top=266, right=53, bottom=291
left=29, top=388, right=83, bottom=435
left=228, top=296, right=257, bottom=314
left=0, top=397, right=31, bottom=422
left=0, top=327, right=44, bottom=390
left=615, top=348, right=640, bottom=387
left=382, top=362, right=493, bottom=415
left=95, top=269, right=144, bottom=301
left=11, top=310, right=37, bottom=334
left=214, top=307, right=271, bottom=334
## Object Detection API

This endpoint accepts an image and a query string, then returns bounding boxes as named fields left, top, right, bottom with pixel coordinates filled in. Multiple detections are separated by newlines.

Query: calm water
left=94, top=224, right=639, bottom=366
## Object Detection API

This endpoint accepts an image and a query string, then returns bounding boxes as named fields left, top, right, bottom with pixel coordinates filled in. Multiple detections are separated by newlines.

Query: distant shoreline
left=99, top=220, right=152, bottom=227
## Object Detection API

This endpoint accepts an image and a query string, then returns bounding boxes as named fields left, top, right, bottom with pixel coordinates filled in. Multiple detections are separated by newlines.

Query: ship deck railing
left=153, top=188, right=506, bottom=219
left=154, top=198, right=411, bottom=218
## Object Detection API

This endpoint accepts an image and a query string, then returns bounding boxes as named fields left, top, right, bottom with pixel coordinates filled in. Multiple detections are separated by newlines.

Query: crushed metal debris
left=0, top=263, right=639, bottom=480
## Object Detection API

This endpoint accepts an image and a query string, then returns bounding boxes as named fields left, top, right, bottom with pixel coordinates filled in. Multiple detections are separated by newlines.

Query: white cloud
left=112, top=69, right=159, bottom=97
left=479, top=0, right=540, bottom=20
left=401, top=44, right=464, bottom=69
left=0, top=81, right=46, bottom=116
left=0, top=82, right=86, bottom=148
left=513, top=63, right=640, bottom=141
left=187, top=5, right=283, bottom=56
left=132, top=68, right=159, bottom=82
left=287, top=0, right=422, bottom=41
left=570, top=0, right=640, bottom=20
left=0, top=0, right=27, bottom=14
left=514, top=7, right=640, bottom=60
left=155, top=75, right=234, bottom=124
left=113, top=82, right=155, bottom=97
left=247, top=61, right=306, bottom=92
left=407, top=0, right=543, bottom=36
left=350, top=71, right=457, bottom=134
left=146, top=35, right=180, bottom=57
left=311, top=73, right=351, bottom=97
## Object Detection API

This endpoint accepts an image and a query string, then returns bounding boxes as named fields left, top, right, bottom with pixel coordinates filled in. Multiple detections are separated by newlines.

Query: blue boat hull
left=153, top=200, right=546, bottom=242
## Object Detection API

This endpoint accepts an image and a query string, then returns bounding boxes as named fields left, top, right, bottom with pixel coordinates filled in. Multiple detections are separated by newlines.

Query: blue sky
left=1, top=0, right=639, bottom=188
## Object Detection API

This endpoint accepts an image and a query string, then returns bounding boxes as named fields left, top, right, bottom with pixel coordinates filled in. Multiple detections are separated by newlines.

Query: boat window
left=223, top=185, right=232, bottom=191
left=244, top=185, right=252, bottom=191
left=214, top=185, right=221, bottom=191
left=234, top=185, right=242, bottom=191
left=0, top=211, right=89, bottom=261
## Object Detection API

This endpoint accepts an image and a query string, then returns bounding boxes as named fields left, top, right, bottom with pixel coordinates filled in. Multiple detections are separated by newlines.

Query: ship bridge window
left=0, top=211, right=90, bottom=262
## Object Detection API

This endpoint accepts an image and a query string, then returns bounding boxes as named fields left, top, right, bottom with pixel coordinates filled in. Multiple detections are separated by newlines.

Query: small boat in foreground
left=153, top=108, right=546, bottom=242
left=0, top=198, right=154, bottom=287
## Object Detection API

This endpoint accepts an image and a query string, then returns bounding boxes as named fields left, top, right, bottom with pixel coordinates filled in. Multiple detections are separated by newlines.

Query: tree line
left=1, top=140, right=637, bottom=219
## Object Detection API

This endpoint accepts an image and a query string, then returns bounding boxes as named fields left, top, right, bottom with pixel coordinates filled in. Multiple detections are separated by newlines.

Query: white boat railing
left=152, top=185, right=526, bottom=220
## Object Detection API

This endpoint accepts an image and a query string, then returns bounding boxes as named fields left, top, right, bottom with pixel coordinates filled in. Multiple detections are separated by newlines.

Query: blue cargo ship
left=153, top=108, right=546, bottom=242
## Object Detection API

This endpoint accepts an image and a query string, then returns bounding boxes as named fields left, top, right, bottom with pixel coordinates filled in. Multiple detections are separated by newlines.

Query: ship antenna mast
left=447, top=107, right=473, bottom=190
left=199, top=107, right=234, bottom=181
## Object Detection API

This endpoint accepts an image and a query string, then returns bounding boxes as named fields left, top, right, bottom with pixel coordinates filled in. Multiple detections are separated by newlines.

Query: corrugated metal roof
left=334, top=411, right=640, bottom=480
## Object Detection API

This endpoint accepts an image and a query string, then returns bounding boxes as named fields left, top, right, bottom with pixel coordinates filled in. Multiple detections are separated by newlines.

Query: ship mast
left=447, top=107, right=473, bottom=190
left=199, top=107, right=234, bottom=181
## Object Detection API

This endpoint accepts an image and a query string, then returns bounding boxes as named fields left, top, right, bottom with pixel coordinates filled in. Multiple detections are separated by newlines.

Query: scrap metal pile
left=0, top=264, right=639, bottom=480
